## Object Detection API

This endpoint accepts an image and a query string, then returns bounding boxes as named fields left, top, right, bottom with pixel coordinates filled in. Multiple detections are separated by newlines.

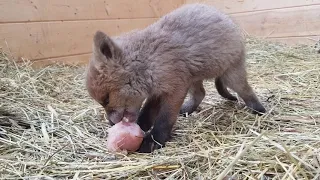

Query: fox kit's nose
left=106, top=108, right=124, bottom=125
left=106, top=108, right=138, bottom=125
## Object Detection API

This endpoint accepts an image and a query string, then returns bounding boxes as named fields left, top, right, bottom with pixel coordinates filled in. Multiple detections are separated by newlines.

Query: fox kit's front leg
left=138, top=90, right=187, bottom=153
left=136, top=96, right=161, bottom=132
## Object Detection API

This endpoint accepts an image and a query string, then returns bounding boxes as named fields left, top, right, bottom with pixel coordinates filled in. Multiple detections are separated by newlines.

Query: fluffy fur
left=86, top=3, right=266, bottom=153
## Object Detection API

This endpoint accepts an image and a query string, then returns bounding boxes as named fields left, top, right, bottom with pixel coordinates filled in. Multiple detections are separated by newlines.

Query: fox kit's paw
left=108, top=119, right=115, bottom=126
left=137, top=133, right=165, bottom=153
left=247, top=101, right=266, bottom=115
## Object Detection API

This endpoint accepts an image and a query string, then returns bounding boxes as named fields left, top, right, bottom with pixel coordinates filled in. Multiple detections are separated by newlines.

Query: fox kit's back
left=86, top=3, right=266, bottom=153
left=116, top=3, right=245, bottom=81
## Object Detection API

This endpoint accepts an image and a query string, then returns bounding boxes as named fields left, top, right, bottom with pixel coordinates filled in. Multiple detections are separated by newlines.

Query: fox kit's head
left=86, top=31, right=146, bottom=125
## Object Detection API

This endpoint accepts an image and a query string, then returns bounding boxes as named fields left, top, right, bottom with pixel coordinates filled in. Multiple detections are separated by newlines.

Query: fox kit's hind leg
left=138, top=89, right=187, bottom=153
left=215, top=77, right=237, bottom=101
left=180, top=80, right=206, bottom=115
left=218, top=63, right=266, bottom=114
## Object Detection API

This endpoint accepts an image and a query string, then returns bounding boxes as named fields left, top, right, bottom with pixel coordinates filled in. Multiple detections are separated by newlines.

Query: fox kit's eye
left=104, top=95, right=109, bottom=106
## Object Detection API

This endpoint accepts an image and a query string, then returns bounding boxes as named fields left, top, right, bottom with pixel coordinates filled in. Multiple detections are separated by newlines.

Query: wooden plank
left=30, top=53, right=91, bottom=68
left=0, top=18, right=157, bottom=61
left=0, top=0, right=183, bottom=23
left=268, top=36, right=320, bottom=46
left=230, top=5, right=320, bottom=38
left=30, top=35, right=320, bottom=68
left=185, top=0, right=320, bottom=14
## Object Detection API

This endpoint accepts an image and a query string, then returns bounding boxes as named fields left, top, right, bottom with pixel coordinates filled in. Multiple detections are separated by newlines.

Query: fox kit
left=86, top=4, right=266, bottom=153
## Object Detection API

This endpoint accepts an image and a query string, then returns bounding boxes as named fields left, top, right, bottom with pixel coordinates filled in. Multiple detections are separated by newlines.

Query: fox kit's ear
left=93, top=31, right=121, bottom=60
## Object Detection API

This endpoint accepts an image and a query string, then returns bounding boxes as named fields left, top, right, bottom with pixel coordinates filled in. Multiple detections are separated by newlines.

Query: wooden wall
left=1, top=0, right=319, bottom=67
left=186, top=0, right=320, bottom=46
left=0, top=0, right=184, bottom=67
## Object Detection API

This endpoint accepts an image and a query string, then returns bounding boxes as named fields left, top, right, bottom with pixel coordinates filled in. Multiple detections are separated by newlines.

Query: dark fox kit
left=86, top=4, right=266, bottom=153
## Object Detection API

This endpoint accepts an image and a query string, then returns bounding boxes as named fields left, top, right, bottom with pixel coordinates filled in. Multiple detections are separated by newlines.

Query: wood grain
left=31, top=35, right=320, bottom=68
left=231, top=5, right=320, bottom=38
left=0, top=18, right=157, bottom=61
left=0, top=0, right=183, bottom=23
left=268, top=36, right=320, bottom=45
left=185, top=0, right=320, bottom=14
left=30, top=53, right=91, bottom=68
left=1, top=0, right=319, bottom=68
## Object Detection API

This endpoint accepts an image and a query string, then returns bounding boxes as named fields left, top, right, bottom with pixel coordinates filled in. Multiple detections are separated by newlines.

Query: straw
left=0, top=37, right=319, bottom=179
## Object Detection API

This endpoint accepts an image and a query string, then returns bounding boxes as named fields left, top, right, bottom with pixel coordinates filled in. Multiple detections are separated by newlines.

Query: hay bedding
left=0, top=38, right=320, bottom=180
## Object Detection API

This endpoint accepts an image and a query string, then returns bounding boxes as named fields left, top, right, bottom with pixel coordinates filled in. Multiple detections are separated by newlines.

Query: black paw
left=252, top=109, right=266, bottom=116
left=251, top=104, right=266, bottom=116
left=137, top=133, right=164, bottom=153
left=108, top=119, right=115, bottom=126
left=179, top=104, right=204, bottom=117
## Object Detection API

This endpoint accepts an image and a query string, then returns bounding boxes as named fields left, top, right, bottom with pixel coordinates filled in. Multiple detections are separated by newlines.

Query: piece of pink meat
left=106, top=121, right=144, bottom=152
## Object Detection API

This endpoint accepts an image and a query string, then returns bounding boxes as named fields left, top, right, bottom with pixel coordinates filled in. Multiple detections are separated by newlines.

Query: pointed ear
left=93, top=31, right=121, bottom=60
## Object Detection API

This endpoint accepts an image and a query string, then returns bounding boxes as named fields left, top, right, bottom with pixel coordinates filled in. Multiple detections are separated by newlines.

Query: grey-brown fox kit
left=86, top=3, right=266, bottom=153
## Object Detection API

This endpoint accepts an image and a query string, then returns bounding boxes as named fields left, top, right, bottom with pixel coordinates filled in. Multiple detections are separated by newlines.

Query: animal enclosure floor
left=0, top=38, right=320, bottom=179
